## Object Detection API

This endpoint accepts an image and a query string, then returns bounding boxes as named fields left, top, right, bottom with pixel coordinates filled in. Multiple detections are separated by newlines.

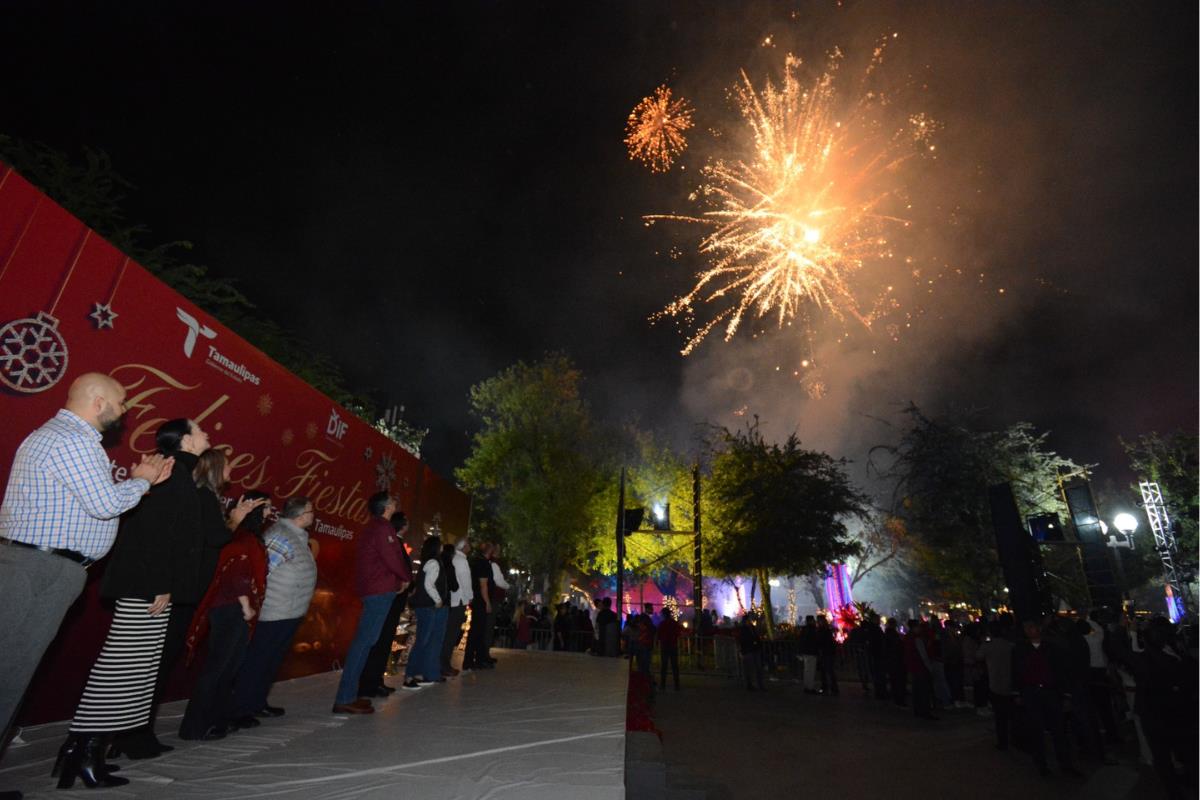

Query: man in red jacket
left=657, top=608, right=683, bottom=691
left=332, top=492, right=412, bottom=714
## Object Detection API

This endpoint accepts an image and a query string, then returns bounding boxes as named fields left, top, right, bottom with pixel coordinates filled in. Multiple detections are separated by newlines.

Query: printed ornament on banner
left=0, top=311, right=70, bottom=393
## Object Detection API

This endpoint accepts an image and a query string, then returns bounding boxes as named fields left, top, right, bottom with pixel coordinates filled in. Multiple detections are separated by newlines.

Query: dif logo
left=326, top=409, right=349, bottom=441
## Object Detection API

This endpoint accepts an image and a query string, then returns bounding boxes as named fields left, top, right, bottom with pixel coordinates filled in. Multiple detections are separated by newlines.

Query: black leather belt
left=0, top=537, right=95, bottom=567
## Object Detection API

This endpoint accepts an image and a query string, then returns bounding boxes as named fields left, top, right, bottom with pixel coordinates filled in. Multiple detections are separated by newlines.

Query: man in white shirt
left=484, top=543, right=511, bottom=663
left=440, top=539, right=473, bottom=676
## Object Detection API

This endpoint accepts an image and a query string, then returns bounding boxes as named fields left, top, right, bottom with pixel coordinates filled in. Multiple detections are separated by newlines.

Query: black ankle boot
left=57, top=734, right=129, bottom=790
left=53, top=734, right=120, bottom=778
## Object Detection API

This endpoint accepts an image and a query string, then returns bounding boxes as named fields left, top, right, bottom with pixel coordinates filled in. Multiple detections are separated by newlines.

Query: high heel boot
left=52, top=734, right=120, bottom=778
left=56, top=734, right=129, bottom=790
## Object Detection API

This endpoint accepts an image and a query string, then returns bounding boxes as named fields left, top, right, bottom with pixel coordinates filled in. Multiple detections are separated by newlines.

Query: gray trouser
left=0, top=545, right=88, bottom=736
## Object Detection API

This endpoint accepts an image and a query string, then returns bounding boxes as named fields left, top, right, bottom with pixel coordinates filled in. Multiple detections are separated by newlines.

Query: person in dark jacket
left=864, top=612, right=888, bottom=700
left=816, top=614, right=839, bottom=696
left=738, top=613, right=765, bottom=691
left=1133, top=616, right=1197, bottom=799
left=403, top=535, right=448, bottom=689
left=357, top=510, right=415, bottom=697
left=884, top=617, right=907, bottom=706
left=1014, top=617, right=1080, bottom=778
left=178, top=455, right=268, bottom=740
left=56, top=421, right=260, bottom=786
left=332, top=492, right=412, bottom=714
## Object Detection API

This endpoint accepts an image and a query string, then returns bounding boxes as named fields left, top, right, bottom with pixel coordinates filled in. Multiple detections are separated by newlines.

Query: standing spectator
left=816, top=614, right=839, bottom=696
left=928, top=622, right=951, bottom=710
left=516, top=599, right=535, bottom=652
left=1061, top=619, right=1112, bottom=763
left=230, top=496, right=317, bottom=726
left=864, top=613, right=888, bottom=700
left=596, top=598, right=619, bottom=657
left=358, top=510, right=415, bottom=697
left=848, top=623, right=870, bottom=694
left=483, top=543, right=510, bottom=663
left=978, top=618, right=1016, bottom=749
left=515, top=602, right=536, bottom=650
left=1084, top=609, right=1120, bottom=743
left=65, top=420, right=234, bottom=773
left=462, top=541, right=492, bottom=670
left=657, top=608, right=682, bottom=691
left=799, top=616, right=819, bottom=694
left=1014, top=617, right=1080, bottom=778
left=961, top=622, right=989, bottom=715
left=944, top=621, right=967, bottom=708
left=884, top=618, right=907, bottom=706
left=0, top=374, right=169, bottom=788
left=738, top=613, right=765, bottom=691
left=440, top=539, right=473, bottom=675
left=331, top=492, right=411, bottom=714
left=906, top=620, right=936, bottom=720
left=1132, top=616, right=1197, bottom=799
left=178, top=460, right=268, bottom=741
left=403, top=536, right=447, bottom=690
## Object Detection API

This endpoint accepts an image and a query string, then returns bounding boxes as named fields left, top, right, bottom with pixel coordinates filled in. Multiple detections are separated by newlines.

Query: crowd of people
left=0, top=374, right=509, bottom=797
left=0, top=374, right=1195, bottom=800
left=725, top=607, right=1197, bottom=797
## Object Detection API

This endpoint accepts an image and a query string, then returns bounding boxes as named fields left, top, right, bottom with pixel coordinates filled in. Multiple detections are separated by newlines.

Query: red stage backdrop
left=0, top=165, right=470, bottom=724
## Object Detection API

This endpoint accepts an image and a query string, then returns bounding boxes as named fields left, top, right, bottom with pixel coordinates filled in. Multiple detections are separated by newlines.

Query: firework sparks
left=651, top=41, right=936, bottom=355
left=625, top=85, right=695, bottom=173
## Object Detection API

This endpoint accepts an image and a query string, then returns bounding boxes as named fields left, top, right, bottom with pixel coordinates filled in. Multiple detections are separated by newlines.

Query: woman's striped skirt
left=70, top=598, right=171, bottom=733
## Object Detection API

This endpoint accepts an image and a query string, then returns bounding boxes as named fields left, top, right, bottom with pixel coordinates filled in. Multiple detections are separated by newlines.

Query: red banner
left=0, top=164, right=469, bottom=724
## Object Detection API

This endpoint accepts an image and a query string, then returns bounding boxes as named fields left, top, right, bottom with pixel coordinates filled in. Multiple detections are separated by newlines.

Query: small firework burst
left=625, top=85, right=695, bottom=173
left=257, top=394, right=273, bottom=416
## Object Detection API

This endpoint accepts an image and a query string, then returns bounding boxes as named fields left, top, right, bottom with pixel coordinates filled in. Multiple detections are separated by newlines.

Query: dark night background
left=1, top=1, right=1196, bottom=495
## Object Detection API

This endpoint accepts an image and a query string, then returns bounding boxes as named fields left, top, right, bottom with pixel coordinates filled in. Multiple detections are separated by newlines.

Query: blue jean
left=406, top=606, right=447, bottom=681
left=335, top=593, right=395, bottom=705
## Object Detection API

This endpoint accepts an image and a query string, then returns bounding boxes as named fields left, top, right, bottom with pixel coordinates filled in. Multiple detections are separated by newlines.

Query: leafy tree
left=871, top=404, right=1090, bottom=610
left=706, top=420, right=870, bottom=636
left=0, top=135, right=378, bottom=414
left=456, top=354, right=608, bottom=593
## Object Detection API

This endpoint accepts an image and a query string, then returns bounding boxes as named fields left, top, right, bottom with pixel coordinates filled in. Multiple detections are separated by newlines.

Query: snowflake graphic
left=257, top=394, right=274, bottom=416
left=363, top=446, right=373, bottom=461
left=0, top=312, right=70, bottom=394
left=375, top=453, right=396, bottom=490
left=305, top=422, right=318, bottom=440
left=281, top=428, right=295, bottom=446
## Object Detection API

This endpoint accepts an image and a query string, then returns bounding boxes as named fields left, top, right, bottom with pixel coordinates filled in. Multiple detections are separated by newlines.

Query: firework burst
left=625, top=85, right=695, bottom=173
left=651, top=40, right=937, bottom=355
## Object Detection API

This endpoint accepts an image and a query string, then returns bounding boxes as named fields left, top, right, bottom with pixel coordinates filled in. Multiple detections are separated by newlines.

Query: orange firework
left=651, top=40, right=937, bottom=355
left=625, top=85, right=695, bottom=173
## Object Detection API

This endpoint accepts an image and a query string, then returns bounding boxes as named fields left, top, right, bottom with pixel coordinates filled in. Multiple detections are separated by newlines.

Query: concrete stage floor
left=2, top=651, right=627, bottom=799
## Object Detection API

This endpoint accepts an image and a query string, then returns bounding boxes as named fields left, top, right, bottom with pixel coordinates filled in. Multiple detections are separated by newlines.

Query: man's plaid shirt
left=0, top=410, right=150, bottom=559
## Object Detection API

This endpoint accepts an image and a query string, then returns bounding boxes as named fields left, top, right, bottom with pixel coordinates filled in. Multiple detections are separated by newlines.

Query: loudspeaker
left=1062, top=480, right=1122, bottom=610
left=989, top=482, right=1051, bottom=622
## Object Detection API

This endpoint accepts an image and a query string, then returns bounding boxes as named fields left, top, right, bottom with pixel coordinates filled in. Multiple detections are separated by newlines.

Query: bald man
left=0, top=372, right=173, bottom=742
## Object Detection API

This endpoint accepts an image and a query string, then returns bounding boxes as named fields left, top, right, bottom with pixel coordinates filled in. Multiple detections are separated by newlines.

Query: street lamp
left=1113, top=513, right=1138, bottom=539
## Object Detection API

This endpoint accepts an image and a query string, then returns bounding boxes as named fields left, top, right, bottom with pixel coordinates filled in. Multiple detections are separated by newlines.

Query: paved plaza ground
left=648, top=670, right=1167, bottom=800
left=1, top=651, right=625, bottom=800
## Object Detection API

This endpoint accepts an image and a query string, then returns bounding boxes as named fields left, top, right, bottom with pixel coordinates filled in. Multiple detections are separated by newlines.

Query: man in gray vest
left=230, top=496, right=318, bottom=728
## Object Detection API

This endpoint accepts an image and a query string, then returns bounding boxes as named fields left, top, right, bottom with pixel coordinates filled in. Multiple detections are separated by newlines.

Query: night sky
left=2, top=1, right=1196, bottom=494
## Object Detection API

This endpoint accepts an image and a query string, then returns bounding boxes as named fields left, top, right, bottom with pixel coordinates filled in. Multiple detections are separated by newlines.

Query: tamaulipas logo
left=176, top=307, right=261, bottom=385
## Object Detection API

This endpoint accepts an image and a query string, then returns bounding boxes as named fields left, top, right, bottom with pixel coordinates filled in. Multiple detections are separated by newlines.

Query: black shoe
left=108, top=727, right=165, bottom=760
left=57, top=735, right=129, bottom=790
left=231, top=715, right=261, bottom=730
left=0, top=790, right=23, bottom=799
left=201, top=725, right=228, bottom=741
left=256, top=704, right=285, bottom=717
left=401, top=678, right=424, bottom=691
